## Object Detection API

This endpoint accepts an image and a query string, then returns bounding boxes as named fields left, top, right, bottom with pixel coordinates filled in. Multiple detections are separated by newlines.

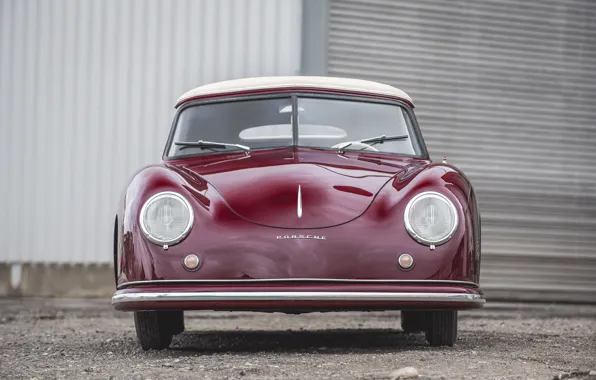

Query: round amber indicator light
left=397, top=253, right=414, bottom=270
left=183, top=254, right=200, bottom=271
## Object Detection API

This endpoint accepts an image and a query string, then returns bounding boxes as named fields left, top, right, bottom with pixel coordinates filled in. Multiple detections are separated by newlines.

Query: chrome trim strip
left=116, top=279, right=480, bottom=289
left=297, top=185, right=303, bottom=218
left=112, top=291, right=485, bottom=305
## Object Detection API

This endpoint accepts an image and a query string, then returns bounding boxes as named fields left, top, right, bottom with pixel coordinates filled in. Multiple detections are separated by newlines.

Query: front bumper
left=111, top=281, right=485, bottom=312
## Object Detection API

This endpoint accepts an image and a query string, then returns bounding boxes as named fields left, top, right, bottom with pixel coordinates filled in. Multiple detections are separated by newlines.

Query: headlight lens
left=139, top=191, right=194, bottom=245
left=404, top=191, right=458, bottom=246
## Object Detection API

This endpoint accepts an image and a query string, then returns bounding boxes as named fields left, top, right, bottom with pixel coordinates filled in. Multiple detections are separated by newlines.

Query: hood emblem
left=297, top=185, right=303, bottom=218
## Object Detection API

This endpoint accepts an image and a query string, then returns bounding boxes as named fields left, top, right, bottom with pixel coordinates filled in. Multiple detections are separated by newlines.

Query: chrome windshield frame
left=162, top=92, right=430, bottom=161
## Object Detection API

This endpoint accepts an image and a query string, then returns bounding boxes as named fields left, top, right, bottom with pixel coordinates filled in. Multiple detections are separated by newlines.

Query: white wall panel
left=0, top=0, right=302, bottom=263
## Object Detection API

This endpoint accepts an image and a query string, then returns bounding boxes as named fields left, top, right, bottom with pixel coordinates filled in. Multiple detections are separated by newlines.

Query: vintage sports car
left=111, top=76, right=484, bottom=350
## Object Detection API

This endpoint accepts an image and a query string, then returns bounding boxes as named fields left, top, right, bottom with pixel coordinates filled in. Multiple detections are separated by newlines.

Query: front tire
left=424, top=310, right=458, bottom=347
left=400, top=310, right=427, bottom=333
left=134, top=311, right=184, bottom=350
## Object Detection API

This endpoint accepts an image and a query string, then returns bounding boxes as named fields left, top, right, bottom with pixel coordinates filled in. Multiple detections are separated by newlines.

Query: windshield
left=166, top=95, right=423, bottom=158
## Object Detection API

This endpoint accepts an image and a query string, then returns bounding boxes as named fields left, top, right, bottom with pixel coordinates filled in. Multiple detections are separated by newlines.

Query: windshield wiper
left=175, top=140, right=251, bottom=155
left=336, top=134, right=409, bottom=153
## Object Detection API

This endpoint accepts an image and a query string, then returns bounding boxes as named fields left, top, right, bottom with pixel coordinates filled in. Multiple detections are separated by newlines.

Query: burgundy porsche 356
left=111, top=76, right=484, bottom=350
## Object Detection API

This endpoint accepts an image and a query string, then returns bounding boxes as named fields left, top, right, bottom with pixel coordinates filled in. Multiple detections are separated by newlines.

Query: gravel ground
left=0, top=299, right=595, bottom=380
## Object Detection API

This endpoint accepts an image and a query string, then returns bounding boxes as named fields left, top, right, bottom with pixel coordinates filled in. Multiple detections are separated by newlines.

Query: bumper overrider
left=111, top=280, right=485, bottom=312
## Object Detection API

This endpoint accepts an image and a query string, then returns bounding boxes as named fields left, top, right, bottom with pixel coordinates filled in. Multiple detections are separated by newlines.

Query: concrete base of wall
left=0, top=263, right=114, bottom=298
left=0, top=264, right=13, bottom=296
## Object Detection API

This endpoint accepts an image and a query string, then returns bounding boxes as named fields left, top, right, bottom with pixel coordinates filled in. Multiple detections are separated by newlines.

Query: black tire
left=400, top=311, right=427, bottom=333
left=168, top=310, right=185, bottom=335
left=424, top=310, right=458, bottom=347
left=134, top=311, right=183, bottom=350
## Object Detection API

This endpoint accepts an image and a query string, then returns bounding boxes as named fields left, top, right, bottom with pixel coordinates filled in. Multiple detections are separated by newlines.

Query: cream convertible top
left=175, top=76, right=413, bottom=108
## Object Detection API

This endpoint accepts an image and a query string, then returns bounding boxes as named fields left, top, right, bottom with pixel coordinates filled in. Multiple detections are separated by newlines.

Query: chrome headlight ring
left=404, top=191, right=459, bottom=246
left=139, top=191, right=194, bottom=246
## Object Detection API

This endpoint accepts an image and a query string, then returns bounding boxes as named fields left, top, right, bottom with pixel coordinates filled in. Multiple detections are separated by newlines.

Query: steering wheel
left=331, top=141, right=379, bottom=152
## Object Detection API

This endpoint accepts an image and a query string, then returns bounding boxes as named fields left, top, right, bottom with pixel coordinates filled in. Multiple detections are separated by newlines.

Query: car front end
left=112, top=77, right=484, bottom=349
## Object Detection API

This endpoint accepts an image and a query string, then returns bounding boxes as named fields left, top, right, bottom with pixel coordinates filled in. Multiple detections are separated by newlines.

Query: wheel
left=400, top=310, right=427, bottom=333
left=169, top=310, right=185, bottom=335
left=424, top=310, right=458, bottom=347
left=134, top=311, right=184, bottom=350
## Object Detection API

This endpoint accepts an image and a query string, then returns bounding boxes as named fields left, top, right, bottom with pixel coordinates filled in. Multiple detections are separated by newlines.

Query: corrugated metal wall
left=327, top=0, right=596, bottom=302
left=0, top=0, right=302, bottom=264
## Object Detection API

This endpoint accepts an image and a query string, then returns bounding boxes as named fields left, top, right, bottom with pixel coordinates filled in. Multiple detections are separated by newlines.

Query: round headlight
left=404, top=191, right=458, bottom=246
left=139, top=191, right=194, bottom=245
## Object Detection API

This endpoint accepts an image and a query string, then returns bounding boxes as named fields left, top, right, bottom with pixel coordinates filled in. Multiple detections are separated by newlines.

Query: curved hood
left=167, top=148, right=429, bottom=229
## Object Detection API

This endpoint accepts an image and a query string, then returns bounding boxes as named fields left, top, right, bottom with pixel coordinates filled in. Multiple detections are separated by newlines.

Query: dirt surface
left=0, top=299, right=595, bottom=380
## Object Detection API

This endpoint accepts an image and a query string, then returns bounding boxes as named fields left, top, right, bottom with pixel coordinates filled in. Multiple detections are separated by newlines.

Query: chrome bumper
left=112, top=291, right=485, bottom=304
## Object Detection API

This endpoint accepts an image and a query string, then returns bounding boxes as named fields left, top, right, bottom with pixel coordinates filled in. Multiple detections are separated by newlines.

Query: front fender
left=115, top=164, right=197, bottom=286
left=369, top=163, right=480, bottom=284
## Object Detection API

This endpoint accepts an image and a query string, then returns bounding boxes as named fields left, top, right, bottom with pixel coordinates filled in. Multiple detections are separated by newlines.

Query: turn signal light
left=397, top=253, right=414, bottom=270
left=183, top=254, right=201, bottom=271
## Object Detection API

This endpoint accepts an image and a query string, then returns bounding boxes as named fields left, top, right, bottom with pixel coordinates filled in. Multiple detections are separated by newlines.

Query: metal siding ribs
left=327, top=0, right=596, bottom=303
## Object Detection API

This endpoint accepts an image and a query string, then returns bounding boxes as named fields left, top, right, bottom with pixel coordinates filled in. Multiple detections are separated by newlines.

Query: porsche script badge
left=276, top=235, right=327, bottom=240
